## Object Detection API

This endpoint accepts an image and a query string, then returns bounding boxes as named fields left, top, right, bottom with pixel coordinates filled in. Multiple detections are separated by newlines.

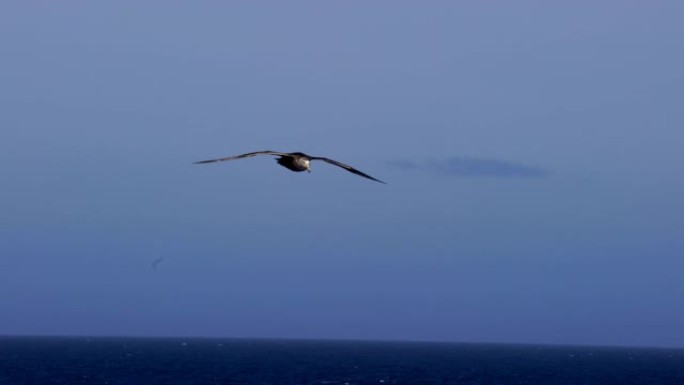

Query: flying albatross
left=194, top=150, right=386, bottom=184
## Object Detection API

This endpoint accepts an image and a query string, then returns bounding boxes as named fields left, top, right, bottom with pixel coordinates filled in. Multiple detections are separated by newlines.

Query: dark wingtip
left=365, top=176, right=387, bottom=184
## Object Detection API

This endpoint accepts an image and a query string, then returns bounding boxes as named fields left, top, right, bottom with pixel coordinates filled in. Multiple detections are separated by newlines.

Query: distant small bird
left=151, top=257, right=164, bottom=271
left=194, top=150, right=386, bottom=184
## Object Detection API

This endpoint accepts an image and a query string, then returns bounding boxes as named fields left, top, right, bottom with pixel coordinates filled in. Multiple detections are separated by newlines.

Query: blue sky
left=1, top=2, right=683, bottom=347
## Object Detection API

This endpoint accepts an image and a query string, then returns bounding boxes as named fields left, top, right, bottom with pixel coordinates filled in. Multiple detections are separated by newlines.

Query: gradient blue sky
left=1, top=2, right=683, bottom=348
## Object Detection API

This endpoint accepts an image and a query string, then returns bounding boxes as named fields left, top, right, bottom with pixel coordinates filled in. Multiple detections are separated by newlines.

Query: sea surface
left=1, top=336, right=683, bottom=384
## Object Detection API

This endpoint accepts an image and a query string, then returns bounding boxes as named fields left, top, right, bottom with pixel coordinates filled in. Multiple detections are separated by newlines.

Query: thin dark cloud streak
left=389, top=157, right=551, bottom=179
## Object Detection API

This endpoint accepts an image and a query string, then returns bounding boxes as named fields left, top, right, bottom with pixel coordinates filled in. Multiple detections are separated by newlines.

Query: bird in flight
left=194, top=150, right=386, bottom=184
left=151, top=257, right=164, bottom=271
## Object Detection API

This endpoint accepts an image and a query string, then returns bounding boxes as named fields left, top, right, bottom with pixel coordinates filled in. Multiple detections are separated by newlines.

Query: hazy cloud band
left=389, top=157, right=551, bottom=179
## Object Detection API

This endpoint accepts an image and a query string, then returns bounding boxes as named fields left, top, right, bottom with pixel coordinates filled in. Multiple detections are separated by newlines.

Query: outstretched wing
left=310, top=157, right=386, bottom=184
left=194, top=150, right=290, bottom=164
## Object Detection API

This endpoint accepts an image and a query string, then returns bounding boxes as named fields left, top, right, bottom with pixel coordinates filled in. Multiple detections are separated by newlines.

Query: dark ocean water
left=1, top=337, right=683, bottom=385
